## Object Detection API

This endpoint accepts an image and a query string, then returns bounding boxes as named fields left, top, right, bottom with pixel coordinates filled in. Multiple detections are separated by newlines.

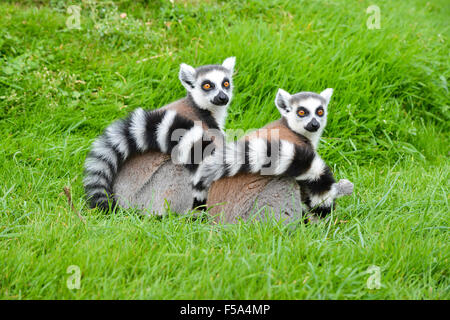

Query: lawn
left=0, top=0, right=448, bottom=299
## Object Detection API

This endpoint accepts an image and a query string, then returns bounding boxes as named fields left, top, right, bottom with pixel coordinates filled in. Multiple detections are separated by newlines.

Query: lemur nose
left=213, top=91, right=229, bottom=106
left=305, top=118, right=320, bottom=132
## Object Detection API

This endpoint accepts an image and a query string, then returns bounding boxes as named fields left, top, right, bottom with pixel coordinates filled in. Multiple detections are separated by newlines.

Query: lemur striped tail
left=192, top=138, right=316, bottom=192
left=84, top=108, right=206, bottom=211
left=192, top=137, right=355, bottom=217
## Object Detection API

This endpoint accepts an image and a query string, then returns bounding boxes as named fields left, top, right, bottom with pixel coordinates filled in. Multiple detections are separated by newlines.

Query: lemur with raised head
left=193, top=88, right=353, bottom=217
left=84, top=57, right=236, bottom=211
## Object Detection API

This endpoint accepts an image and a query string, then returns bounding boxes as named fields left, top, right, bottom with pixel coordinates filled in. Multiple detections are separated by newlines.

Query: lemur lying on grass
left=84, top=57, right=236, bottom=211
left=193, top=88, right=354, bottom=217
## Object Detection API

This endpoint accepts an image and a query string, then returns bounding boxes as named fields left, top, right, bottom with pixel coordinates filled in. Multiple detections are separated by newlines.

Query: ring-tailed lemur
left=193, top=88, right=354, bottom=217
left=84, top=57, right=236, bottom=211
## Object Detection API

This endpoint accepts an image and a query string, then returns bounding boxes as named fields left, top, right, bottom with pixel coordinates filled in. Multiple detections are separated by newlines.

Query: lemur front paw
left=336, top=179, right=354, bottom=197
left=192, top=198, right=207, bottom=210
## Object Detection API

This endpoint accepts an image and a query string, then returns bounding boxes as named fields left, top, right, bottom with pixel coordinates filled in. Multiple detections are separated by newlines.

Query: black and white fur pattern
left=84, top=57, right=236, bottom=211
left=193, top=88, right=353, bottom=217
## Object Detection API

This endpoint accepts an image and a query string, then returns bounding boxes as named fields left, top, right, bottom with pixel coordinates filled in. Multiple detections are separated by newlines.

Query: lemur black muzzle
left=212, top=91, right=229, bottom=106
left=305, top=118, right=320, bottom=132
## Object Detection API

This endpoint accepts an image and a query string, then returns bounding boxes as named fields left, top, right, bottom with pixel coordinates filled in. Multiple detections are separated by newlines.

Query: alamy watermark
left=65, top=1, right=129, bottom=31
left=66, top=5, right=81, bottom=30
left=366, top=5, right=381, bottom=29
left=167, top=124, right=286, bottom=176
left=366, top=265, right=381, bottom=289
left=66, top=265, right=81, bottom=290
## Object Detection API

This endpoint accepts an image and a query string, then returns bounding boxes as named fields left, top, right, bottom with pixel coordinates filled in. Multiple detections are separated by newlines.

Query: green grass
left=0, top=0, right=448, bottom=299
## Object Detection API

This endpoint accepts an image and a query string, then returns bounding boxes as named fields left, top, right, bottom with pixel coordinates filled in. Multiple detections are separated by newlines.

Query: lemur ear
left=275, top=88, right=292, bottom=116
left=222, top=56, right=236, bottom=73
left=179, top=63, right=196, bottom=91
left=320, top=88, right=333, bottom=105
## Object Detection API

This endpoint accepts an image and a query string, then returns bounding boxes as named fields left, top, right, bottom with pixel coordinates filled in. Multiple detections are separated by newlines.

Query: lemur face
left=179, top=57, right=235, bottom=110
left=275, top=88, right=333, bottom=143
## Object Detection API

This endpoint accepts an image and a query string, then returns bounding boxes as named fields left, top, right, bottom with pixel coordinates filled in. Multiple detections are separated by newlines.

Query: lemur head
left=275, top=88, right=333, bottom=147
left=179, top=57, right=235, bottom=110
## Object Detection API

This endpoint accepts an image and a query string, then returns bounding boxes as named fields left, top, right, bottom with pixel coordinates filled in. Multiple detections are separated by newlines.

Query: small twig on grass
left=63, top=186, right=86, bottom=224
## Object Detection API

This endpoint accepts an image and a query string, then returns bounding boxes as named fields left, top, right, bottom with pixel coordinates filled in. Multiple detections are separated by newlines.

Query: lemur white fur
left=84, top=57, right=236, bottom=211
left=194, top=88, right=353, bottom=217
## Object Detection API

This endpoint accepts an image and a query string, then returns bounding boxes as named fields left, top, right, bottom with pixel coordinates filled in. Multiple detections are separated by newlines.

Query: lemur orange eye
left=298, top=110, right=306, bottom=117
left=317, top=109, right=323, bottom=116
left=203, top=83, right=211, bottom=90
left=223, top=81, right=229, bottom=87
